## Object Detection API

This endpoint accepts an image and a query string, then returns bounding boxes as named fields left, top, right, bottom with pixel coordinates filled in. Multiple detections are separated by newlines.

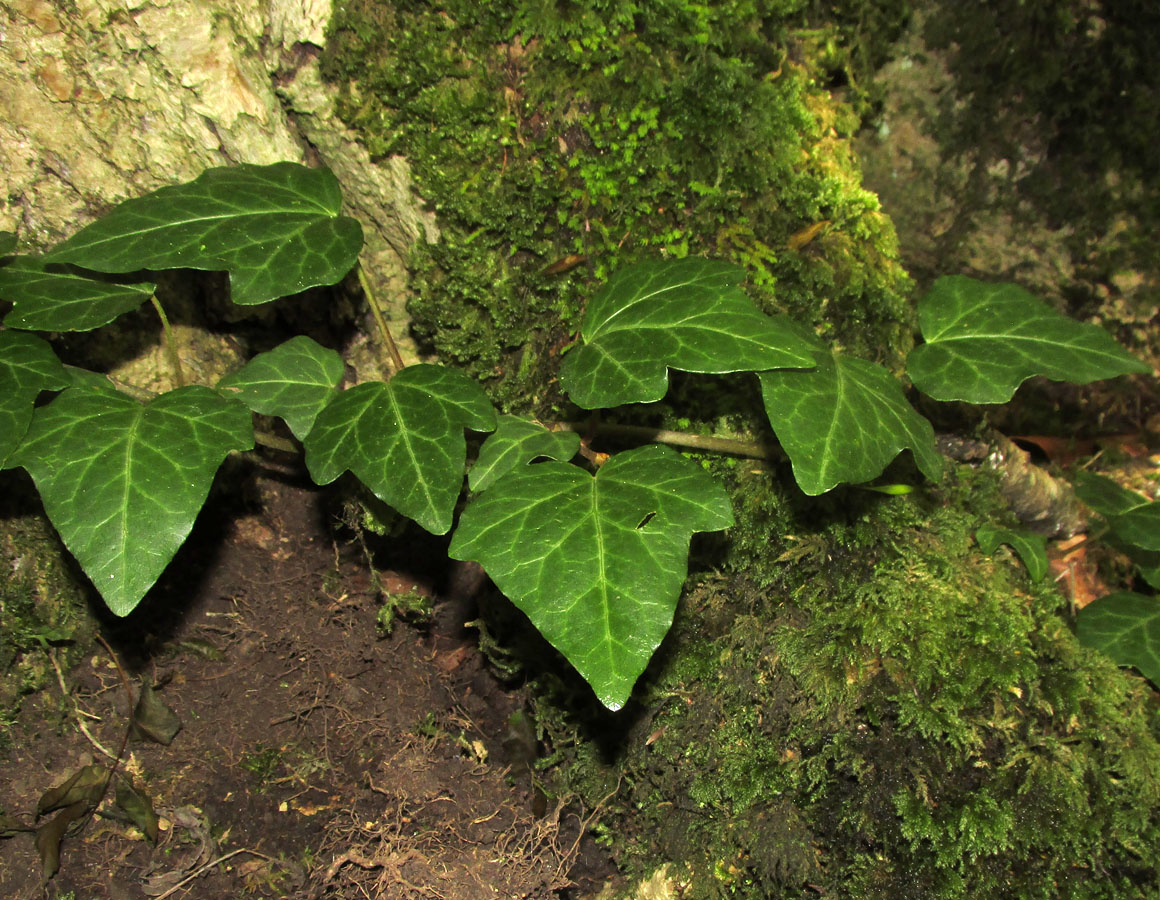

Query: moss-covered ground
left=537, top=461, right=1160, bottom=898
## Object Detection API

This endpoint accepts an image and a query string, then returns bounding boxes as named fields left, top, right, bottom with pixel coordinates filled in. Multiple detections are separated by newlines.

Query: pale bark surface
left=1, top=0, right=434, bottom=380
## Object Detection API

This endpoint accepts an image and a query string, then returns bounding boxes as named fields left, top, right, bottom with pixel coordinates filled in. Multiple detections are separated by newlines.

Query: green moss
left=0, top=474, right=93, bottom=747
left=322, top=1, right=915, bottom=411
left=544, top=463, right=1160, bottom=899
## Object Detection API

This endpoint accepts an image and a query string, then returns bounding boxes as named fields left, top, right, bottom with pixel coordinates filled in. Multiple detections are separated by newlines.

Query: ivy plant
left=0, top=162, right=1154, bottom=710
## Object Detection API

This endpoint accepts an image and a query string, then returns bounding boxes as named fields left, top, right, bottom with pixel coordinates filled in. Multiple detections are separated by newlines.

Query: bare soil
left=0, top=463, right=616, bottom=899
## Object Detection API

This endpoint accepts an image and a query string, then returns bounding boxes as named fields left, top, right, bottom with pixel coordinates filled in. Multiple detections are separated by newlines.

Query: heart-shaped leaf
left=560, top=258, right=815, bottom=408
left=217, top=336, right=345, bottom=440
left=304, top=364, right=497, bottom=534
left=975, top=524, right=1048, bottom=582
left=907, top=276, right=1150, bottom=404
left=469, top=415, right=581, bottom=492
left=44, top=163, right=363, bottom=306
left=450, top=444, right=734, bottom=710
left=8, top=384, right=254, bottom=616
left=0, top=257, right=156, bottom=332
left=1076, top=591, right=1160, bottom=687
left=0, top=331, right=70, bottom=467
left=758, top=334, right=942, bottom=496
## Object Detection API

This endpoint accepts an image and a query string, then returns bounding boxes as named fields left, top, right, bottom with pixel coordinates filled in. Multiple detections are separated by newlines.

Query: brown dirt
left=0, top=463, right=617, bottom=899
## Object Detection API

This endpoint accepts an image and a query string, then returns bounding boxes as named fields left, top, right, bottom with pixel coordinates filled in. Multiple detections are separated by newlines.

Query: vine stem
left=357, top=267, right=406, bottom=375
left=149, top=295, right=186, bottom=388
left=561, top=421, right=782, bottom=461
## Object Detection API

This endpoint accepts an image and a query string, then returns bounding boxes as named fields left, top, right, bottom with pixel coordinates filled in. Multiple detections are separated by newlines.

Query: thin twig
left=49, top=650, right=117, bottom=760
left=561, top=421, right=781, bottom=461
left=153, top=847, right=278, bottom=899
left=149, top=295, right=186, bottom=388
left=93, top=634, right=136, bottom=801
left=357, top=268, right=406, bottom=375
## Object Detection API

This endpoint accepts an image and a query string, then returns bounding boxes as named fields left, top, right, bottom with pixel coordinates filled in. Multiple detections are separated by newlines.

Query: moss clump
left=322, top=1, right=914, bottom=411
left=545, top=463, right=1160, bottom=899
left=0, top=474, right=93, bottom=747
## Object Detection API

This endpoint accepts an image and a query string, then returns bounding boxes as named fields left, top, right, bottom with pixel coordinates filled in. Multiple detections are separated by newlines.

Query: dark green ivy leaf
left=975, top=524, right=1048, bottom=582
left=758, top=331, right=942, bottom=495
left=560, top=258, right=815, bottom=408
left=304, top=364, right=497, bottom=534
left=0, top=257, right=156, bottom=332
left=9, top=384, right=254, bottom=616
left=1076, top=591, right=1160, bottom=687
left=450, top=445, right=733, bottom=710
left=45, top=163, right=363, bottom=306
left=469, top=415, right=581, bottom=492
left=0, top=331, right=70, bottom=467
left=907, top=276, right=1149, bottom=404
left=217, top=336, right=345, bottom=440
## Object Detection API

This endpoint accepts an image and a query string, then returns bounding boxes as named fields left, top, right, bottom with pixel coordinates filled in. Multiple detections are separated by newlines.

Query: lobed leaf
left=758, top=332, right=942, bottom=496
left=0, top=257, right=156, bottom=332
left=217, top=336, right=345, bottom=440
left=8, top=383, right=254, bottom=616
left=449, top=444, right=734, bottom=710
left=907, top=276, right=1149, bottom=404
left=304, top=364, right=497, bottom=534
left=975, top=524, right=1048, bottom=582
left=0, top=331, right=70, bottom=467
left=560, top=258, right=815, bottom=408
left=44, top=163, right=363, bottom=306
left=1076, top=591, right=1160, bottom=687
left=469, top=415, right=581, bottom=492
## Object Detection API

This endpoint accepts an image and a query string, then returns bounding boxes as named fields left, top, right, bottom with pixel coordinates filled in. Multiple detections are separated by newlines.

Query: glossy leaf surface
left=560, top=258, right=814, bottom=408
left=1073, top=472, right=1160, bottom=589
left=1109, top=502, right=1160, bottom=552
left=1073, top=471, right=1150, bottom=517
left=304, top=365, right=497, bottom=534
left=8, top=384, right=253, bottom=616
left=0, top=331, right=70, bottom=466
left=469, top=415, right=581, bottom=492
left=45, top=163, right=363, bottom=306
left=1076, top=591, right=1160, bottom=687
left=976, top=524, right=1047, bottom=582
left=0, top=257, right=156, bottom=331
left=217, top=336, right=345, bottom=440
left=758, top=334, right=942, bottom=495
left=450, top=445, right=733, bottom=710
left=908, top=276, right=1149, bottom=403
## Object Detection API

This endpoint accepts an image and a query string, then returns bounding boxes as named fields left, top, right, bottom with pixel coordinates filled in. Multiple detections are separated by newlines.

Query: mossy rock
left=544, top=463, right=1160, bottom=899
left=322, top=1, right=915, bottom=412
